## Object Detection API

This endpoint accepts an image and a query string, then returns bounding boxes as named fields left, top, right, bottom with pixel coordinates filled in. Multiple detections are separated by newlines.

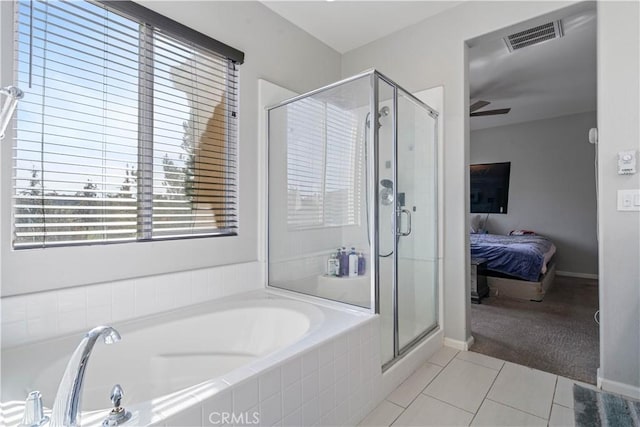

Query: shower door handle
left=398, top=208, right=412, bottom=236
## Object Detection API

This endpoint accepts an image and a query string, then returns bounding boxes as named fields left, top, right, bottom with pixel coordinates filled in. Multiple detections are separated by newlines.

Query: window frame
left=0, top=0, right=252, bottom=297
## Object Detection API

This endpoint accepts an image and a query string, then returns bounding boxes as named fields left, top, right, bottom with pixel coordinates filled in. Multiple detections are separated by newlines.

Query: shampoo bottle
left=348, top=247, right=358, bottom=277
left=327, top=253, right=338, bottom=276
left=339, top=247, right=349, bottom=277
left=357, top=252, right=366, bottom=275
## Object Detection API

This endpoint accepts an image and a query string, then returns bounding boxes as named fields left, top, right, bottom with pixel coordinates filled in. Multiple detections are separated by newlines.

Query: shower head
left=365, top=106, right=392, bottom=128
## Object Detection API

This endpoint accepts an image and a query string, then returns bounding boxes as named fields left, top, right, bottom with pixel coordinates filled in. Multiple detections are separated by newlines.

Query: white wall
left=597, top=1, right=640, bottom=398
left=342, top=0, right=577, bottom=347
left=471, top=111, right=598, bottom=276
left=0, top=1, right=341, bottom=345
left=343, top=1, right=640, bottom=395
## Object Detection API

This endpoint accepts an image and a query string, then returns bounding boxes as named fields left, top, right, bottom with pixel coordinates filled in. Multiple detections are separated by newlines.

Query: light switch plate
left=617, top=189, right=640, bottom=211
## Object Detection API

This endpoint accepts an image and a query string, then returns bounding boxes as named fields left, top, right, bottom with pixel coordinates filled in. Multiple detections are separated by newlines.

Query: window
left=12, top=0, right=243, bottom=248
left=286, top=98, right=362, bottom=230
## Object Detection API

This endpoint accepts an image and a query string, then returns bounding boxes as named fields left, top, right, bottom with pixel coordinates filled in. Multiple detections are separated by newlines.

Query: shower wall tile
left=1, top=294, right=27, bottom=323
left=111, top=281, right=136, bottom=322
left=57, top=287, right=87, bottom=313
left=85, top=304, right=111, bottom=327
left=0, top=261, right=263, bottom=348
left=269, top=253, right=327, bottom=284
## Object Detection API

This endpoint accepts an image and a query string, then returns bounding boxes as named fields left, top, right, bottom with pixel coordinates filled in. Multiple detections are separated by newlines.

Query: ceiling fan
left=470, top=100, right=511, bottom=117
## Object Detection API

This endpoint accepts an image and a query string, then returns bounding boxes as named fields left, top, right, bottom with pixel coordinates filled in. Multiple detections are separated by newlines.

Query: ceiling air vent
left=504, top=21, right=563, bottom=52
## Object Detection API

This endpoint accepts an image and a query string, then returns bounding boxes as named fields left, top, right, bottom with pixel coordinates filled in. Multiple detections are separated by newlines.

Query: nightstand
left=471, top=257, right=489, bottom=304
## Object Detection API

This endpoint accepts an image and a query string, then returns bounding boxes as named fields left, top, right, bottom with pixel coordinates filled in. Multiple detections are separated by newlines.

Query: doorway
left=465, top=4, right=600, bottom=383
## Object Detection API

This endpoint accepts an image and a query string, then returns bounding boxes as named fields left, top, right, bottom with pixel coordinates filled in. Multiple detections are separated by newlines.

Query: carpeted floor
left=470, top=275, right=599, bottom=384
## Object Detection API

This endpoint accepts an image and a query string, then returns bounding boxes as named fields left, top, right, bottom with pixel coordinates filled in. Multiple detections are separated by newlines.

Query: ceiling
left=260, top=1, right=596, bottom=131
left=261, top=1, right=462, bottom=54
left=469, top=4, right=597, bottom=130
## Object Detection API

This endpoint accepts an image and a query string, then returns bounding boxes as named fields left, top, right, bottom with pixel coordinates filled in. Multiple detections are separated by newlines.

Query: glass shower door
left=396, top=89, right=438, bottom=351
left=376, top=78, right=396, bottom=366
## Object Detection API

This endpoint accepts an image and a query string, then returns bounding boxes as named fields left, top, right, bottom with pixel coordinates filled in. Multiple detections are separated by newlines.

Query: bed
left=470, top=233, right=557, bottom=301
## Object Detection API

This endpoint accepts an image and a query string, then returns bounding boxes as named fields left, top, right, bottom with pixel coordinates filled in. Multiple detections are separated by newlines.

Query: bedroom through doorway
left=465, top=2, right=599, bottom=384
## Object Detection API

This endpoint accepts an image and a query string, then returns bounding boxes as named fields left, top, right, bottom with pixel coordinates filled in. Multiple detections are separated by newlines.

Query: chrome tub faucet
left=49, top=326, right=122, bottom=427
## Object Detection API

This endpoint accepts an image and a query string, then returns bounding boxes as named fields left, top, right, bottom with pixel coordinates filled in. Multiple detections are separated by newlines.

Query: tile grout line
left=429, top=349, right=461, bottom=370
left=386, top=363, right=444, bottom=411
left=383, top=398, right=407, bottom=425
left=419, top=356, right=500, bottom=417
left=421, top=393, right=476, bottom=415
left=387, top=401, right=406, bottom=427
left=548, top=375, right=560, bottom=425
left=455, top=352, right=504, bottom=372
left=421, top=388, right=480, bottom=417
left=389, top=350, right=459, bottom=411
left=484, top=398, right=549, bottom=422
left=553, top=402, right=573, bottom=410
left=468, top=359, right=506, bottom=426
left=383, top=350, right=460, bottom=425
left=360, top=399, right=404, bottom=427
left=383, top=400, right=405, bottom=411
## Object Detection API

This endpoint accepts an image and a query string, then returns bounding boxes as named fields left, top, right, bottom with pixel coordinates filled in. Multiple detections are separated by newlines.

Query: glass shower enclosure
left=267, top=70, right=439, bottom=367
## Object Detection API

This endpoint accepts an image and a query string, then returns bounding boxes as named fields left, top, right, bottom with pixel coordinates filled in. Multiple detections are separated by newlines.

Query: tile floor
left=360, top=346, right=592, bottom=426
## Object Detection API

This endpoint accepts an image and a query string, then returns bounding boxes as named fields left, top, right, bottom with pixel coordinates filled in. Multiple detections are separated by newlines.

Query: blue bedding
left=470, top=234, right=554, bottom=281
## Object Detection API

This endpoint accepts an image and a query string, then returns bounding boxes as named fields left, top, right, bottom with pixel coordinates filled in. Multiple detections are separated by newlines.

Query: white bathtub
left=1, top=289, right=380, bottom=426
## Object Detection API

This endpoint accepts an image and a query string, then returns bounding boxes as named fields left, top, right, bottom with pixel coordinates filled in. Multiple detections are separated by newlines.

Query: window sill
left=1, top=232, right=256, bottom=297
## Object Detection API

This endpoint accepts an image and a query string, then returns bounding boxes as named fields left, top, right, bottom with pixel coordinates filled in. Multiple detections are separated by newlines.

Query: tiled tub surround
left=2, top=289, right=383, bottom=426
left=1, top=261, right=263, bottom=348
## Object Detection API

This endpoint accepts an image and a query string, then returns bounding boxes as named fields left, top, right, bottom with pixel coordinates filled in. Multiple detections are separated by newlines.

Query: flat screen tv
left=470, top=162, right=511, bottom=214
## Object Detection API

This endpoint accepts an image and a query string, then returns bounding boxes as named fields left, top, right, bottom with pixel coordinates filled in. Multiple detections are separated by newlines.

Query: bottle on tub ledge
left=348, top=247, right=359, bottom=277
left=326, top=252, right=339, bottom=277
left=326, top=247, right=366, bottom=278
left=357, top=252, right=366, bottom=276
left=339, top=247, right=349, bottom=277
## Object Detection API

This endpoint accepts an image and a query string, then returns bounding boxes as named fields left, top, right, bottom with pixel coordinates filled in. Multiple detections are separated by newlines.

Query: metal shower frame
left=265, top=69, right=439, bottom=369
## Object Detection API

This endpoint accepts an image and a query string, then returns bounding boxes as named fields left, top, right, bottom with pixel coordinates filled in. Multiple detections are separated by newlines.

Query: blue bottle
left=334, top=248, right=343, bottom=277
left=339, top=247, right=349, bottom=277
left=357, top=252, right=366, bottom=276
left=348, top=247, right=358, bottom=277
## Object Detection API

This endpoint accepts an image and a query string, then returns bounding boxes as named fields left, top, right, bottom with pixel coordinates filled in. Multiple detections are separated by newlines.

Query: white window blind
left=12, top=0, right=241, bottom=249
left=286, top=98, right=361, bottom=230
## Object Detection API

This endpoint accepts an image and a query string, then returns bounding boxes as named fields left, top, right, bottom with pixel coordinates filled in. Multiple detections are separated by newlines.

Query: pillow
left=470, top=215, right=482, bottom=234
left=510, top=229, right=536, bottom=236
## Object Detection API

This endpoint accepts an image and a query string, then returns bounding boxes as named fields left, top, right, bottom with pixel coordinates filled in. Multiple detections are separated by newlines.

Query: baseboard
left=598, top=372, right=640, bottom=400
left=556, top=270, right=599, bottom=280
left=444, top=335, right=474, bottom=351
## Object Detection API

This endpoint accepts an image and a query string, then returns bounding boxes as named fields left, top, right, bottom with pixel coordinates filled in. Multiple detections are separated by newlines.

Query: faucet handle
left=19, top=390, right=49, bottom=427
left=103, top=385, right=131, bottom=427
left=110, top=384, right=124, bottom=409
